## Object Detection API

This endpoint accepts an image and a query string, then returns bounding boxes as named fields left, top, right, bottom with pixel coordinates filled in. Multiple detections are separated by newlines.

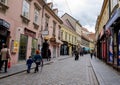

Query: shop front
left=0, top=19, right=10, bottom=50
left=105, top=8, right=120, bottom=69
left=18, top=28, right=37, bottom=60
left=60, top=41, right=69, bottom=55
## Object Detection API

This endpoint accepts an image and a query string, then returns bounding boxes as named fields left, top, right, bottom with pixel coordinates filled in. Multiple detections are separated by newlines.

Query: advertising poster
left=118, top=30, right=120, bottom=66
left=109, top=36, right=113, bottom=62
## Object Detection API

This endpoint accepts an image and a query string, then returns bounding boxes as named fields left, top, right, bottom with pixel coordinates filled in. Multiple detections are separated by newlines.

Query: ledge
left=33, top=22, right=39, bottom=29
left=0, top=2, right=9, bottom=11
left=20, top=15, right=30, bottom=24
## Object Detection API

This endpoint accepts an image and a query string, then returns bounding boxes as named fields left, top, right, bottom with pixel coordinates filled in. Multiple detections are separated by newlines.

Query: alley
left=0, top=55, right=98, bottom=85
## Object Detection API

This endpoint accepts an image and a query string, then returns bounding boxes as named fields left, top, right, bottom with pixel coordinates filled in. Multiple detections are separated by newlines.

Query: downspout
left=109, top=0, right=111, bottom=19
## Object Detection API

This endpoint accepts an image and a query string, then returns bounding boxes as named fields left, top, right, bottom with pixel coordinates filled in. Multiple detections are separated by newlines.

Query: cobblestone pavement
left=0, top=55, right=98, bottom=85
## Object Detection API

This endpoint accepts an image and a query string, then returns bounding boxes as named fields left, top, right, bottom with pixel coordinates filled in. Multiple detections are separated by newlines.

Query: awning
left=0, top=19, right=10, bottom=29
left=99, top=29, right=104, bottom=39
left=105, top=8, right=120, bottom=30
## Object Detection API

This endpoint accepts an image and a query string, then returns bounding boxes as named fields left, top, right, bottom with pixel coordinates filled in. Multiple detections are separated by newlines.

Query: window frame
left=34, top=7, right=40, bottom=24
left=53, top=21, right=56, bottom=36
left=22, top=0, right=30, bottom=19
left=44, top=14, right=49, bottom=31
left=0, top=0, right=7, bottom=5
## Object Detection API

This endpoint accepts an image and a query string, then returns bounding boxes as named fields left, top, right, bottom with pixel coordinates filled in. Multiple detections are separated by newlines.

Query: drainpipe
left=109, top=0, right=111, bottom=19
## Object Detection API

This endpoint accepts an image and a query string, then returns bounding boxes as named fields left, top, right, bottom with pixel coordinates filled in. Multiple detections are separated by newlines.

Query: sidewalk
left=0, top=55, right=71, bottom=79
left=91, top=57, right=120, bottom=85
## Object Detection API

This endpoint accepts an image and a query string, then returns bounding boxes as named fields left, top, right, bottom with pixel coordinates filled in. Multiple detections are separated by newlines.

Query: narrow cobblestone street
left=0, top=55, right=98, bottom=85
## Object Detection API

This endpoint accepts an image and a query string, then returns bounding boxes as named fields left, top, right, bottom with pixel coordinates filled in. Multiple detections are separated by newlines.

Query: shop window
left=31, top=38, right=37, bottom=57
left=19, top=34, right=28, bottom=60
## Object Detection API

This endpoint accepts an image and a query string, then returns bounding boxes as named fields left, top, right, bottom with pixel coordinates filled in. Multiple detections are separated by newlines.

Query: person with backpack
left=33, top=50, right=43, bottom=73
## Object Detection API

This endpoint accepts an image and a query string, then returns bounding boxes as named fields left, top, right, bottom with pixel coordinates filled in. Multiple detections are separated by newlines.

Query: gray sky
left=47, top=0, right=104, bottom=33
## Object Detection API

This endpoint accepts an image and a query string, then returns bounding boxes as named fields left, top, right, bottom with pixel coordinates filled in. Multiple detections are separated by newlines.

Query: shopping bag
left=8, top=61, right=11, bottom=68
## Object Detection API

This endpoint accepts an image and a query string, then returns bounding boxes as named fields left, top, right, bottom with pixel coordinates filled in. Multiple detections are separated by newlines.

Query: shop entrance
left=19, top=34, right=28, bottom=60
left=0, top=35, right=7, bottom=50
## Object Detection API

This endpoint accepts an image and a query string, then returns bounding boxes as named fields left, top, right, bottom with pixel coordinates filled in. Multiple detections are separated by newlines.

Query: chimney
left=53, top=8, right=58, bottom=15
left=47, top=2, right=53, bottom=9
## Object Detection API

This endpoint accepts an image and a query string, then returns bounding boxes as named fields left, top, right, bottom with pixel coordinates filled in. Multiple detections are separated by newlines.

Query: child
left=26, top=56, right=33, bottom=73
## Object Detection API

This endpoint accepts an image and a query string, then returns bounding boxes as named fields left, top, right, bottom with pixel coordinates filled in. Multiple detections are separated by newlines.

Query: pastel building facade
left=0, top=0, right=62, bottom=65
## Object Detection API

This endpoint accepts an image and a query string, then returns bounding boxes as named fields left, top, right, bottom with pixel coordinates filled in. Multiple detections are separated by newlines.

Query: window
left=0, top=0, right=7, bottom=5
left=53, top=21, right=56, bottom=36
left=61, top=30, right=63, bottom=40
left=65, top=32, right=67, bottom=40
left=45, top=15, right=49, bottom=31
left=34, top=8, right=39, bottom=24
left=58, top=26, right=61, bottom=40
left=22, top=0, right=30, bottom=18
left=111, top=0, right=118, bottom=10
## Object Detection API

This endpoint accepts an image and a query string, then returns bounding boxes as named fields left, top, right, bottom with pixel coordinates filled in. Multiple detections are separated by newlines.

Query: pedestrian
left=0, top=43, right=5, bottom=70
left=26, top=56, right=33, bottom=73
left=74, top=50, right=79, bottom=60
left=33, top=50, right=43, bottom=73
left=47, top=48, right=51, bottom=61
left=0, top=44, right=11, bottom=73
left=90, top=50, right=93, bottom=59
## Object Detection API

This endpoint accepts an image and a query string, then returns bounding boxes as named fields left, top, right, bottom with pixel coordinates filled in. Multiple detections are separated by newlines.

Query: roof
left=88, top=33, right=95, bottom=41
left=81, top=27, right=89, bottom=32
left=81, top=32, right=90, bottom=41
left=62, top=18, right=76, bottom=31
left=61, top=13, right=82, bottom=27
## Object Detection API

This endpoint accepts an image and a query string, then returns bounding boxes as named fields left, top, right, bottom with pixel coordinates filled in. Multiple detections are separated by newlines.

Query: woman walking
left=0, top=45, right=11, bottom=73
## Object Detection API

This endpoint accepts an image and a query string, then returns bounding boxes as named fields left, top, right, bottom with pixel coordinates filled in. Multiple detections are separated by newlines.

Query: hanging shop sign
left=118, top=30, right=120, bottom=66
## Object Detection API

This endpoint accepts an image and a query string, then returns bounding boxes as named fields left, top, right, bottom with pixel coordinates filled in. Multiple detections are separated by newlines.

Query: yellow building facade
left=60, top=24, right=77, bottom=56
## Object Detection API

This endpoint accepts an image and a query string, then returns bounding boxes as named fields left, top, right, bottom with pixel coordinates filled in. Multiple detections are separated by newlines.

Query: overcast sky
left=47, top=0, right=104, bottom=33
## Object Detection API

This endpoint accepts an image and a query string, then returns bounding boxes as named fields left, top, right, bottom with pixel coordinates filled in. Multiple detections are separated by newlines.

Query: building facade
left=61, top=13, right=82, bottom=53
left=96, top=0, right=120, bottom=70
left=60, top=19, right=77, bottom=56
left=0, top=0, right=62, bottom=65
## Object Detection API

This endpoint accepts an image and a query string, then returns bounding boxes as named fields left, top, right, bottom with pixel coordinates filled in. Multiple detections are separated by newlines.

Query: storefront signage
left=0, top=19, right=10, bottom=29
left=13, top=41, right=19, bottom=53
left=109, top=36, right=113, bottom=62
left=118, top=30, right=120, bottom=66
left=24, top=28, right=36, bottom=38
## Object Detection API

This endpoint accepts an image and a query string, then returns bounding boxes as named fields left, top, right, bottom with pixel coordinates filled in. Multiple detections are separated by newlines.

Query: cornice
left=38, top=0, right=63, bottom=24
left=98, top=0, right=108, bottom=25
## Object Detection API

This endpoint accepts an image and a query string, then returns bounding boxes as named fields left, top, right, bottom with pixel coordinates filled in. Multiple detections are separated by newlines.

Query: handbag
left=6, top=49, right=10, bottom=59
left=8, top=60, right=11, bottom=68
